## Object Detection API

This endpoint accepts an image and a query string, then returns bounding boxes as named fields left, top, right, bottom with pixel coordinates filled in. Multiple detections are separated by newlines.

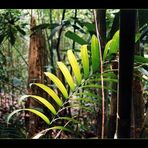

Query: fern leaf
left=57, top=62, right=75, bottom=91
left=103, top=39, right=112, bottom=62
left=109, top=30, right=119, bottom=56
left=67, top=50, right=82, bottom=85
left=7, top=109, right=50, bottom=125
left=91, top=35, right=100, bottom=72
left=19, top=95, right=57, bottom=115
left=80, top=45, right=89, bottom=78
left=44, top=72, right=68, bottom=98
left=31, top=83, right=63, bottom=107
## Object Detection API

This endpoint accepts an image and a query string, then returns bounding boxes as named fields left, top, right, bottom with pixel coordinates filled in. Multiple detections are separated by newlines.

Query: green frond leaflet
left=57, top=62, right=75, bottom=91
left=32, top=126, right=72, bottom=139
left=67, top=50, right=82, bottom=85
left=71, top=97, right=97, bottom=103
left=109, top=30, right=119, bottom=56
left=31, top=83, right=63, bottom=107
left=103, top=39, right=112, bottom=62
left=44, top=72, right=68, bottom=98
left=7, top=109, right=50, bottom=125
left=80, top=45, right=89, bottom=78
left=88, top=78, right=118, bottom=83
left=52, top=116, right=80, bottom=124
left=91, top=35, right=100, bottom=72
left=19, top=95, right=56, bottom=115
left=81, top=85, right=117, bottom=92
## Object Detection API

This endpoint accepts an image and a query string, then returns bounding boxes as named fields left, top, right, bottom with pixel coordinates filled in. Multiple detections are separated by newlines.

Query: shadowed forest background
left=0, top=9, right=148, bottom=139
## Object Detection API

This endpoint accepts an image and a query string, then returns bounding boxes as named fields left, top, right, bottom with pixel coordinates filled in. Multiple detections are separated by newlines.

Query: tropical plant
left=6, top=19, right=148, bottom=138
left=7, top=28, right=120, bottom=139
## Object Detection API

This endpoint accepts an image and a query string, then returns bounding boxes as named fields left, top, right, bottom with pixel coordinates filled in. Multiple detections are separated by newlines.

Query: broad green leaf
left=57, top=62, right=75, bottom=91
left=109, top=30, right=119, bottom=56
left=31, top=83, right=63, bottom=107
left=67, top=50, right=82, bottom=85
left=134, top=55, right=148, bottom=63
left=91, top=35, right=100, bottom=72
left=7, top=109, right=50, bottom=125
left=65, top=30, right=87, bottom=45
left=44, top=72, right=68, bottom=98
left=83, top=22, right=96, bottom=33
left=80, top=45, right=89, bottom=78
left=32, top=126, right=72, bottom=139
left=19, top=95, right=56, bottom=115
left=15, top=25, right=26, bottom=35
left=103, top=39, right=112, bottom=62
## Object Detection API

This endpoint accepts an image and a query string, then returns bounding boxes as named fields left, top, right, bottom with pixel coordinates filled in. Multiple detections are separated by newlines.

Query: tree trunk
left=132, top=71, right=144, bottom=138
left=96, top=9, right=106, bottom=53
left=131, top=11, right=145, bottom=138
left=26, top=16, right=48, bottom=138
left=118, top=10, right=136, bottom=138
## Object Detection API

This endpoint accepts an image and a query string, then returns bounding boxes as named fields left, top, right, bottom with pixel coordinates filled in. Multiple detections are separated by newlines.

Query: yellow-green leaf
left=103, top=39, right=112, bottom=62
left=31, top=83, right=63, bottom=107
left=80, top=45, right=89, bottom=78
left=57, top=62, right=75, bottom=91
left=19, top=95, right=56, bottom=115
left=44, top=72, right=68, bottom=98
left=7, top=109, right=50, bottom=125
left=109, top=30, right=119, bottom=55
left=91, top=35, right=100, bottom=72
left=67, top=50, right=82, bottom=85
